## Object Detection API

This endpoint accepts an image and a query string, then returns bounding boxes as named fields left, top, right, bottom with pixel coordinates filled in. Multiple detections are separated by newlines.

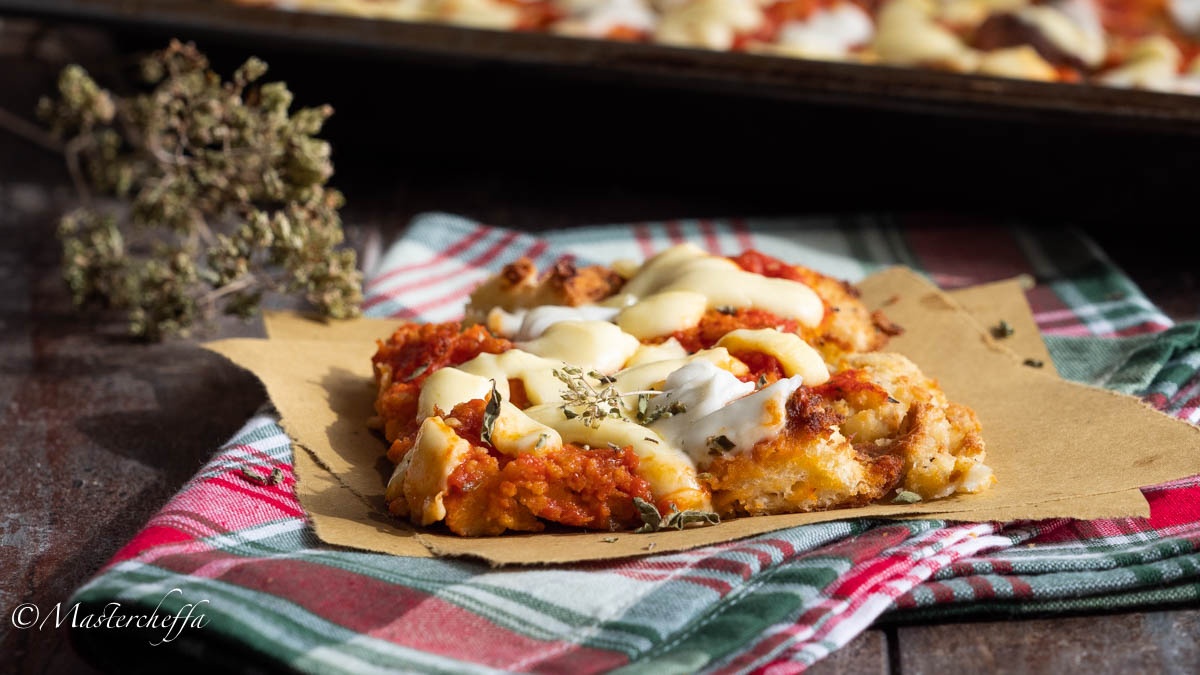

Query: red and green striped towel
left=70, top=213, right=1200, bottom=673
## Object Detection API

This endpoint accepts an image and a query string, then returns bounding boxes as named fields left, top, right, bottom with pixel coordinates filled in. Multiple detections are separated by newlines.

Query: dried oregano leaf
left=632, top=497, right=720, bottom=533
left=41, top=40, right=362, bottom=339
left=481, top=380, right=502, bottom=446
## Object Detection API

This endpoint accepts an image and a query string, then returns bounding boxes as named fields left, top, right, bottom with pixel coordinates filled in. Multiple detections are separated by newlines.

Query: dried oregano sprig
left=39, top=40, right=362, bottom=339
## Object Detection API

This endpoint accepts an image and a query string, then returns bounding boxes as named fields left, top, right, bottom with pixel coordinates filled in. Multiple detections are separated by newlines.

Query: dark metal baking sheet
left=5, top=0, right=1200, bottom=134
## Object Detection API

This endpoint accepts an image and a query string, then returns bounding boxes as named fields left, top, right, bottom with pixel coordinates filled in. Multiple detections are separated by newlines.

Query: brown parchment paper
left=205, top=267, right=1200, bottom=564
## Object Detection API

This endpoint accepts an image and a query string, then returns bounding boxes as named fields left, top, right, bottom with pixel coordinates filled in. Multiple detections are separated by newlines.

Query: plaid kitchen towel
left=69, top=213, right=1200, bottom=674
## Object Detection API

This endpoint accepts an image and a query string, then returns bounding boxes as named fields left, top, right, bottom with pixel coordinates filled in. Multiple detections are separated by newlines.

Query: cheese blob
left=388, top=416, right=473, bottom=525
left=643, top=360, right=804, bottom=464
left=617, top=244, right=825, bottom=328
left=775, top=4, right=874, bottom=60
left=616, top=291, right=709, bottom=339
left=625, top=338, right=689, bottom=368
left=646, top=364, right=805, bottom=465
left=457, top=350, right=566, bottom=404
left=488, top=305, right=621, bottom=340
left=714, top=328, right=831, bottom=385
left=516, top=320, right=640, bottom=374
left=523, top=404, right=711, bottom=511
left=416, top=365, right=563, bottom=455
left=648, top=361, right=756, bottom=444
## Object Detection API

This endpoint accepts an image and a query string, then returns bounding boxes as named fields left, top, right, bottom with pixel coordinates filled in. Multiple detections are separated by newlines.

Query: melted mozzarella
left=1014, top=3, right=1105, bottom=67
left=655, top=0, right=764, bottom=50
left=616, top=291, right=708, bottom=339
left=670, top=376, right=804, bottom=464
left=611, top=347, right=748, bottom=405
left=625, top=338, right=689, bottom=368
left=618, top=244, right=825, bottom=328
left=1100, top=36, right=1181, bottom=91
left=416, top=365, right=563, bottom=455
left=427, top=0, right=521, bottom=29
left=492, top=401, right=563, bottom=454
left=418, top=367, right=493, bottom=419
left=552, top=0, right=658, bottom=36
left=388, top=416, right=473, bottom=525
left=516, top=320, right=640, bottom=374
left=488, top=304, right=622, bottom=340
left=872, top=0, right=978, bottom=70
left=714, top=328, right=831, bottom=385
left=457, top=350, right=566, bottom=404
left=776, top=4, right=873, bottom=59
left=523, top=404, right=710, bottom=510
left=648, top=361, right=755, bottom=445
left=976, top=45, right=1058, bottom=80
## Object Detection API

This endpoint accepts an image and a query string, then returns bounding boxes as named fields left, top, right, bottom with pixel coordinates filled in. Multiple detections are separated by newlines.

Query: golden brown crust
left=464, top=257, right=625, bottom=324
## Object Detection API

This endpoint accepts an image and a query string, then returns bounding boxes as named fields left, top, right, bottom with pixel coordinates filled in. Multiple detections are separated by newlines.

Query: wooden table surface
left=1, top=18, right=1198, bottom=675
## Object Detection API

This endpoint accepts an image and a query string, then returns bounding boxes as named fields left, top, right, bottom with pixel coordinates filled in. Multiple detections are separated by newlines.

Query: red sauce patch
left=732, top=350, right=786, bottom=386
left=372, top=323, right=511, bottom=449
left=666, top=308, right=802, bottom=352
left=729, top=249, right=808, bottom=283
left=373, top=322, right=511, bottom=388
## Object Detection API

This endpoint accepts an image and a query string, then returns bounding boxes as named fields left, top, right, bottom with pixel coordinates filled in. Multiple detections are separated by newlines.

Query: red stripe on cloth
left=1025, top=285, right=1075, bottom=324
left=1147, top=485, right=1200, bottom=530
left=107, top=525, right=195, bottom=565
left=716, top=630, right=794, bottom=675
left=216, top=444, right=293, bottom=476
left=758, top=538, right=798, bottom=559
left=1007, top=575, right=1035, bottom=599
left=664, top=220, right=686, bottom=245
left=698, top=219, right=723, bottom=255
left=633, top=223, right=656, bottom=259
left=1145, top=392, right=1170, bottom=410
left=963, top=575, right=997, bottom=601
left=364, top=230, right=520, bottom=311
left=924, top=580, right=957, bottom=604
left=524, top=240, right=549, bottom=264
left=825, top=556, right=907, bottom=599
left=148, top=551, right=628, bottom=672
left=365, top=224, right=490, bottom=290
left=1104, top=321, right=1173, bottom=338
left=204, top=476, right=307, bottom=519
left=731, top=218, right=754, bottom=251
left=904, top=224, right=1032, bottom=289
left=386, top=233, right=529, bottom=319
left=612, top=569, right=733, bottom=594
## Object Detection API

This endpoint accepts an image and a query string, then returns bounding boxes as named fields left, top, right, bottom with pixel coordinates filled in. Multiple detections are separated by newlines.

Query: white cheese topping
left=523, top=404, right=710, bottom=509
left=552, top=0, right=658, bottom=36
left=648, top=361, right=755, bottom=443
left=610, top=347, right=748, bottom=405
left=655, top=0, right=765, bottom=50
left=488, top=305, right=622, bottom=340
left=872, top=0, right=979, bottom=70
left=1100, top=36, right=1182, bottom=91
left=625, top=338, right=689, bottom=368
left=615, top=290, right=709, bottom=339
left=776, top=4, right=874, bottom=59
left=457, top=349, right=567, bottom=404
left=515, top=320, right=640, bottom=374
left=646, top=361, right=805, bottom=465
left=618, top=243, right=825, bottom=328
left=416, top=366, right=564, bottom=455
left=1014, top=2, right=1105, bottom=67
left=714, top=328, right=831, bottom=385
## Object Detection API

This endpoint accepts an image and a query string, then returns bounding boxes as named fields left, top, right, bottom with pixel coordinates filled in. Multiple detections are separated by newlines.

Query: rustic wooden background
left=1, top=17, right=1197, bottom=674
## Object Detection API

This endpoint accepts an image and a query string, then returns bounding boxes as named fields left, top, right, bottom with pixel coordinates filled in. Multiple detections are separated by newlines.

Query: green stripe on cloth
left=1047, top=323, right=1200, bottom=395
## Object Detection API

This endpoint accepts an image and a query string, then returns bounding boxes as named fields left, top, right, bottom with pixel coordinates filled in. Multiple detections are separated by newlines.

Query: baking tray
left=5, top=0, right=1200, bottom=134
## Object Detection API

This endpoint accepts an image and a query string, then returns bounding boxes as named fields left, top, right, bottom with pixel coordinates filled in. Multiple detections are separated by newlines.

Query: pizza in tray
left=232, top=0, right=1200, bottom=94
left=369, top=244, right=994, bottom=536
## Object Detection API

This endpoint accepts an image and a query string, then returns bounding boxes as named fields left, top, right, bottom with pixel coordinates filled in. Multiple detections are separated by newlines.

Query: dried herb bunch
left=39, top=40, right=362, bottom=339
